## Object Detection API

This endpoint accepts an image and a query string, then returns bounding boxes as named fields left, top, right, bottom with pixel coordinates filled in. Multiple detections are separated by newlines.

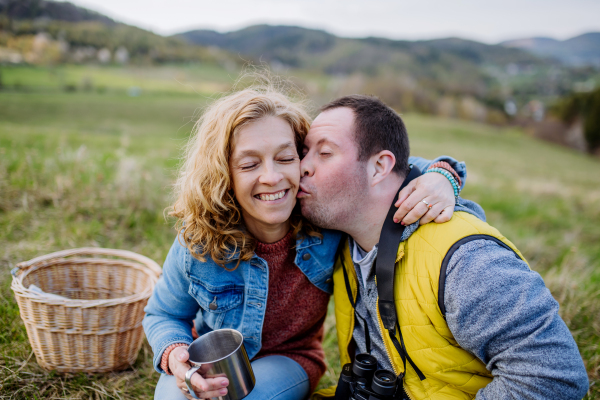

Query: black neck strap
left=375, top=165, right=422, bottom=330
left=375, top=165, right=426, bottom=380
left=339, top=165, right=426, bottom=380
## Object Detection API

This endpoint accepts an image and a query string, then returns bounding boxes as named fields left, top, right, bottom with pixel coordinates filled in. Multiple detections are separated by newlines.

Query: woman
left=143, top=82, right=468, bottom=400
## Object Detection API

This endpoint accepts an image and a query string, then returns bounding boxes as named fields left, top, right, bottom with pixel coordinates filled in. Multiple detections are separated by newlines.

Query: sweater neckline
left=255, top=230, right=295, bottom=255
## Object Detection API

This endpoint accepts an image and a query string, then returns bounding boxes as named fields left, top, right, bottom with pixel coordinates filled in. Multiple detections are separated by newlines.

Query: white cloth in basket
left=28, top=284, right=69, bottom=300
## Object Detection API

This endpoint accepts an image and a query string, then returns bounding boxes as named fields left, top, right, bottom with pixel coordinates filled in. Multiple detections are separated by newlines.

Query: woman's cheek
left=287, top=162, right=301, bottom=191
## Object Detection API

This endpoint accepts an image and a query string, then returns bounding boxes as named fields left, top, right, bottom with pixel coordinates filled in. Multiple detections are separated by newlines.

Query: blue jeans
left=154, top=355, right=310, bottom=400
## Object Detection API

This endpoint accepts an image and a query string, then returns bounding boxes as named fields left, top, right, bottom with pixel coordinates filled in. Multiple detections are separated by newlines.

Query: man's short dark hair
left=321, top=95, right=410, bottom=176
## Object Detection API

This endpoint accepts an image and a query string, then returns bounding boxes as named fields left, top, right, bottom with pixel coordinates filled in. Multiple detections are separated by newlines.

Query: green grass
left=1, top=67, right=599, bottom=398
left=0, top=64, right=236, bottom=95
left=0, top=89, right=193, bottom=399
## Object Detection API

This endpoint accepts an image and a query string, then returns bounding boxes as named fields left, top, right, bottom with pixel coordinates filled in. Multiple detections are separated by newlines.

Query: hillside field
left=0, top=66, right=599, bottom=399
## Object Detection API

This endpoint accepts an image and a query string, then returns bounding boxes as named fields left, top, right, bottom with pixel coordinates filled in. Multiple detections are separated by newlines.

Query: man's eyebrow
left=234, top=141, right=295, bottom=160
left=312, top=138, right=340, bottom=148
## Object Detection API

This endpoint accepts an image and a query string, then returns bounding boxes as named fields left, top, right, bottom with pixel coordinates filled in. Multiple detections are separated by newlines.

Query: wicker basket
left=11, top=248, right=162, bottom=373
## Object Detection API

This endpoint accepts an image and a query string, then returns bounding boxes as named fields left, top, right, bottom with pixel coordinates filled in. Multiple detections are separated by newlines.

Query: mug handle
left=185, top=365, right=201, bottom=399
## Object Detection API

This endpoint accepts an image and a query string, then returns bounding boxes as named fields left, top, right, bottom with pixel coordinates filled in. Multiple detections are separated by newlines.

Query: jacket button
left=325, top=278, right=332, bottom=284
left=209, top=296, right=218, bottom=310
left=302, top=253, right=311, bottom=261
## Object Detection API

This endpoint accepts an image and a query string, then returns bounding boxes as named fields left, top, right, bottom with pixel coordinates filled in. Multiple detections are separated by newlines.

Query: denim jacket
left=143, top=229, right=343, bottom=373
left=143, top=156, right=473, bottom=373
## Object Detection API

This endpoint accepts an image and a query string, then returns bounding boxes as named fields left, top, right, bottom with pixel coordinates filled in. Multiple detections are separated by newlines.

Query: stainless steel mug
left=184, top=329, right=255, bottom=400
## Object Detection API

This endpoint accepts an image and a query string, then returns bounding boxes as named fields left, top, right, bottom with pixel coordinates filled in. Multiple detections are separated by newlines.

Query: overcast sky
left=64, top=0, right=600, bottom=43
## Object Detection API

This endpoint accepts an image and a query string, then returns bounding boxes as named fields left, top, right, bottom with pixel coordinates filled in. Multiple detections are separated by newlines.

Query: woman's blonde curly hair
left=169, top=77, right=320, bottom=269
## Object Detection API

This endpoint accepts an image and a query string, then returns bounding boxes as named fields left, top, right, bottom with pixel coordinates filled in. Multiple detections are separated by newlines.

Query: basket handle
left=13, top=247, right=162, bottom=277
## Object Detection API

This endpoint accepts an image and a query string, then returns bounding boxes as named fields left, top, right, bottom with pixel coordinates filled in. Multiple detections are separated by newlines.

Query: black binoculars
left=334, top=353, right=407, bottom=400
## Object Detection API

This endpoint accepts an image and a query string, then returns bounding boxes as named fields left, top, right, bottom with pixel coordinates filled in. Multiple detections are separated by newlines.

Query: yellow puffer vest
left=313, top=211, right=528, bottom=400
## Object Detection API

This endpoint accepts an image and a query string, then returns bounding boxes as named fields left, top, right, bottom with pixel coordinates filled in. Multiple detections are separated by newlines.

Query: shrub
left=553, top=88, right=600, bottom=153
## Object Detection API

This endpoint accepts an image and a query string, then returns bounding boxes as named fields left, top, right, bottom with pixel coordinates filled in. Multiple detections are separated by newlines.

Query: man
left=298, top=95, right=589, bottom=399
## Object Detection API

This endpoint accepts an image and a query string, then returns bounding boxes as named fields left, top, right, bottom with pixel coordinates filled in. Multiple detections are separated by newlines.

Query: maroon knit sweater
left=254, top=230, right=330, bottom=392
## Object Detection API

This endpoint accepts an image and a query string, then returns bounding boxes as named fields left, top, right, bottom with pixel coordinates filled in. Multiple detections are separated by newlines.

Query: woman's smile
left=255, top=188, right=289, bottom=202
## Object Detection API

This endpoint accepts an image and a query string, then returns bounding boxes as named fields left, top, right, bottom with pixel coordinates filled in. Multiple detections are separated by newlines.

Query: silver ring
left=182, top=387, right=189, bottom=392
left=421, top=199, right=433, bottom=209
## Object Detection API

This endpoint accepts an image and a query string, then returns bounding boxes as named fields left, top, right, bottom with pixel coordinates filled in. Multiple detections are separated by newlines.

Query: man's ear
left=369, top=150, right=396, bottom=186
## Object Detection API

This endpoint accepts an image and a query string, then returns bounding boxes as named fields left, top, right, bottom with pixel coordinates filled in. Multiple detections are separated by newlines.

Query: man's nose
left=300, top=156, right=314, bottom=177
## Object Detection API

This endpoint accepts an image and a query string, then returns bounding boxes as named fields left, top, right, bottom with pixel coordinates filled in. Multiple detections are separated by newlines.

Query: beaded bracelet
left=160, top=342, right=189, bottom=375
left=428, top=161, right=462, bottom=188
left=426, top=168, right=460, bottom=199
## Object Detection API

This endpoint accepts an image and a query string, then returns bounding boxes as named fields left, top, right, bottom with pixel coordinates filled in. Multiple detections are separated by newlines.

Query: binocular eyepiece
left=334, top=354, right=405, bottom=400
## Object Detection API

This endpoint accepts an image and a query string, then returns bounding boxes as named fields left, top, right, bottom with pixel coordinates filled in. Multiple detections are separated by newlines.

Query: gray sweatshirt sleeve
left=444, top=239, right=589, bottom=400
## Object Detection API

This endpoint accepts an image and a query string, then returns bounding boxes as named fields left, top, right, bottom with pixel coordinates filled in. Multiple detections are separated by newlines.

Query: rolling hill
left=0, top=0, right=115, bottom=24
left=175, top=25, right=545, bottom=75
left=0, top=0, right=237, bottom=65
left=501, top=32, right=600, bottom=67
left=174, top=24, right=560, bottom=112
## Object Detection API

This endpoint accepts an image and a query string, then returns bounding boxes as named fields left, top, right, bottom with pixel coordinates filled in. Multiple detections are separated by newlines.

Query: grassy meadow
left=0, top=65, right=599, bottom=399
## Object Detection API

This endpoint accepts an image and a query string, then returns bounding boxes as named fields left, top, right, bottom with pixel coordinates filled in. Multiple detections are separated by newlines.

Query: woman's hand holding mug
left=169, top=346, right=229, bottom=399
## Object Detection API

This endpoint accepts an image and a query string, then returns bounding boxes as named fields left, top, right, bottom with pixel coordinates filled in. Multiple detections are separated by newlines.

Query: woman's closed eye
left=239, top=162, right=259, bottom=171
left=279, top=156, right=298, bottom=163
